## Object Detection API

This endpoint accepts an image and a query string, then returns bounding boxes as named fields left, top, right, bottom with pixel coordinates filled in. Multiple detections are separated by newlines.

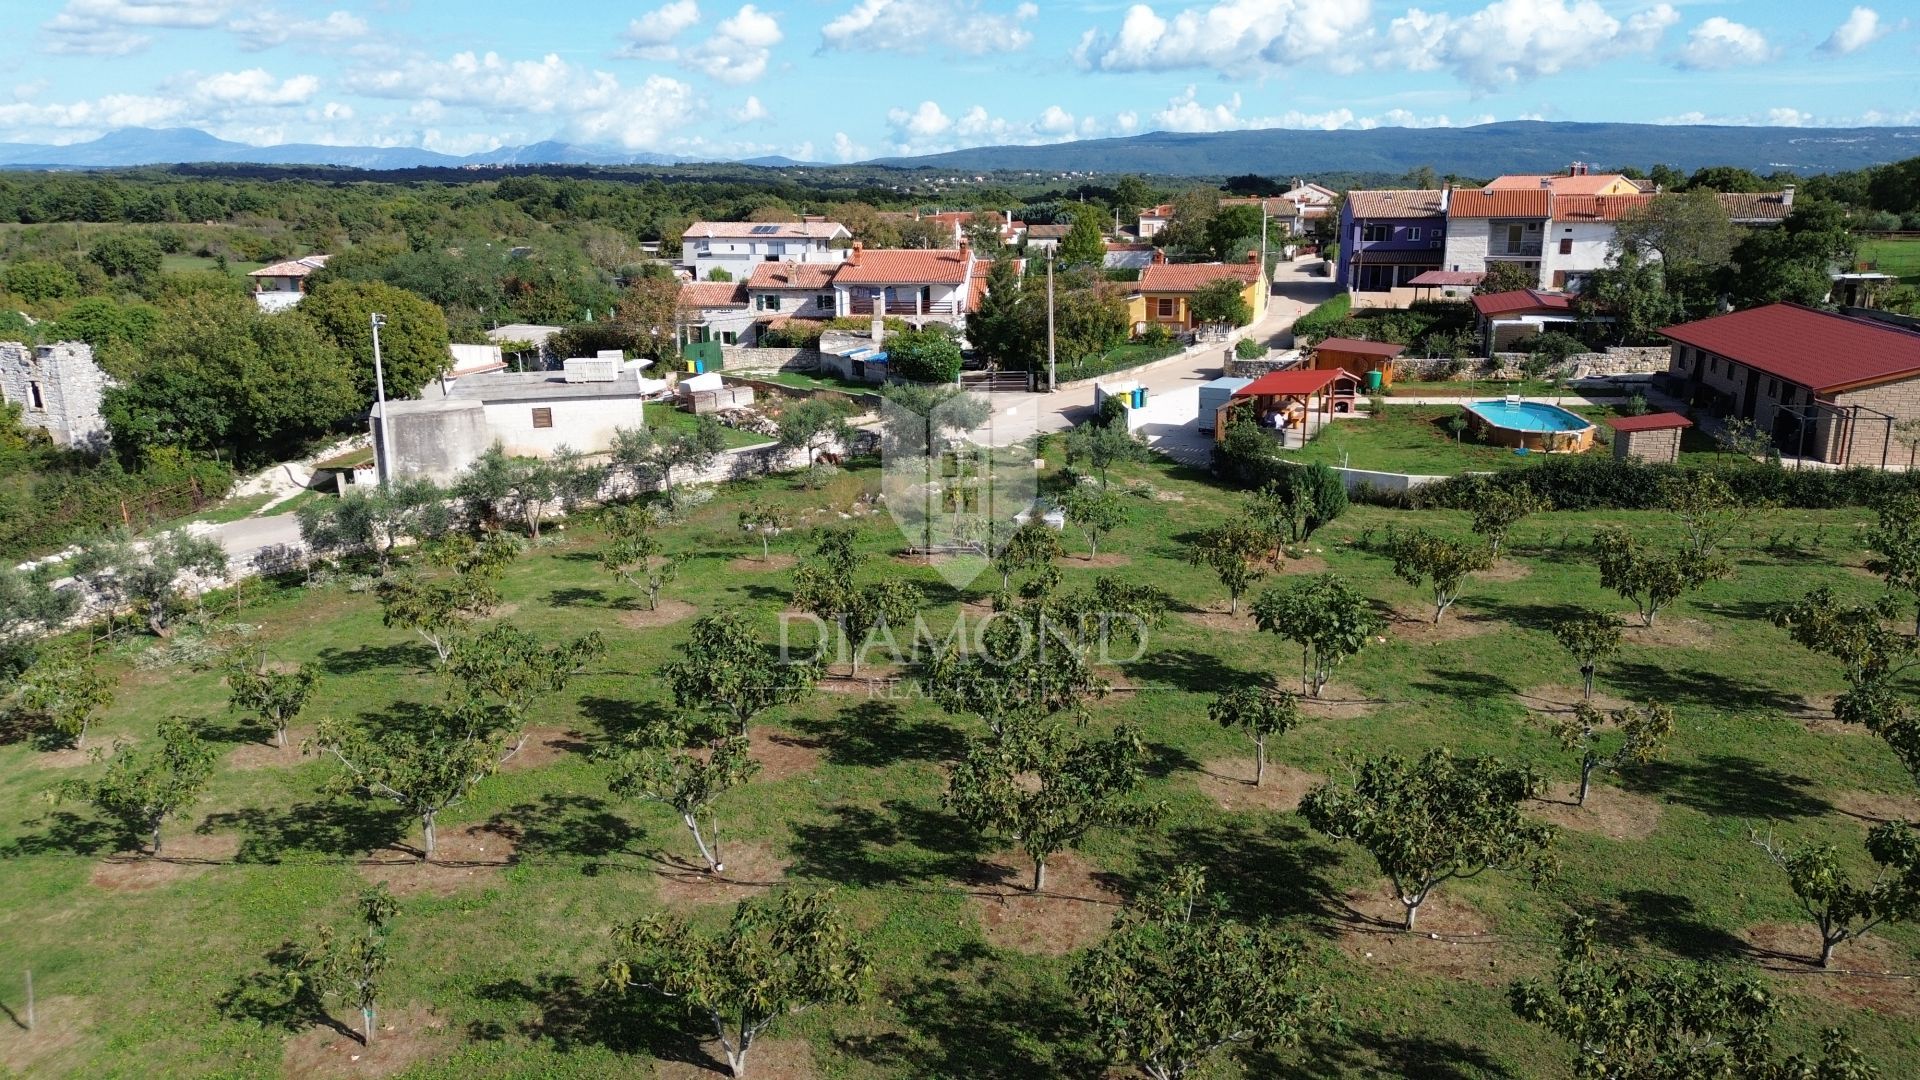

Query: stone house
left=0, top=341, right=109, bottom=449
left=1606, top=412, right=1692, bottom=463
left=247, top=255, right=329, bottom=312
left=1662, top=303, right=1920, bottom=466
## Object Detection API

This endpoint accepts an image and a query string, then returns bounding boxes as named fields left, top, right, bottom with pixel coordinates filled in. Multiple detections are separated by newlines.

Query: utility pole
left=1045, top=250, right=1056, bottom=393
left=370, top=312, right=389, bottom=487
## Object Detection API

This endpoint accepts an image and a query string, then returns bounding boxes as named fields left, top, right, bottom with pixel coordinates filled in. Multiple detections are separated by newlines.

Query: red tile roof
left=1141, top=204, right=1175, bottom=219
left=1346, top=190, right=1445, bottom=218
left=1448, top=188, right=1551, bottom=219
left=677, top=281, right=748, bottom=309
left=1660, top=303, right=1920, bottom=395
left=748, top=262, right=837, bottom=290
left=1716, top=191, right=1792, bottom=223
left=1472, top=289, right=1575, bottom=317
left=1233, top=368, right=1349, bottom=397
left=1315, top=338, right=1407, bottom=359
left=1137, top=262, right=1261, bottom=293
left=1605, top=412, right=1693, bottom=433
left=249, top=255, right=329, bottom=277
left=833, top=248, right=971, bottom=285
left=1485, top=173, right=1634, bottom=195
left=1554, top=194, right=1656, bottom=223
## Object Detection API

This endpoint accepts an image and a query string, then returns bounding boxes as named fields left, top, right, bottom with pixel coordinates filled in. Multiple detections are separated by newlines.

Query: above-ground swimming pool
left=1462, top=400, right=1596, bottom=452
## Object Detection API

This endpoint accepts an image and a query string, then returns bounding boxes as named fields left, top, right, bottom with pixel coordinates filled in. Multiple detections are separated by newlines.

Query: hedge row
left=1409, top=455, right=1920, bottom=511
left=1287, top=292, right=1351, bottom=343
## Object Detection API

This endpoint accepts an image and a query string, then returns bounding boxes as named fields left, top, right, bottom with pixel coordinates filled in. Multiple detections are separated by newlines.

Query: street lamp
left=370, top=312, right=389, bottom=486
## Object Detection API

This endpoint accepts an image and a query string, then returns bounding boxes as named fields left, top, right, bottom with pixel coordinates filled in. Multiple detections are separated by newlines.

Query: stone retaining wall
left=1384, top=346, right=1670, bottom=383
left=720, top=345, right=820, bottom=374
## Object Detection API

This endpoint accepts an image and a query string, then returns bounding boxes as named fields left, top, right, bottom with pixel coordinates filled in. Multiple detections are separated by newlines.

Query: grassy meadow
left=4, top=448, right=1919, bottom=1078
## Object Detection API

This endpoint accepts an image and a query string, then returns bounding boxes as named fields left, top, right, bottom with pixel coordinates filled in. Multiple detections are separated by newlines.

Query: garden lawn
left=641, top=402, right=772, bottom=449
left=1859, top=236, right=1920, bottom=284
left=743, top=371, right=880, bottom=394
left=4, top=450, right=1919, bottom=1078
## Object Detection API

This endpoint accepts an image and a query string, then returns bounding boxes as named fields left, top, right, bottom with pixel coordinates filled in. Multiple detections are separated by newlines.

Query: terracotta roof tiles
left=747, top=262, right=837, bottom=290
left=1137, top=262, right=1261, bottom=293
left=1346, top=189, right=1445, bottom=218
left=1448, top=188, right=1551, bottom=219
left=677, top=281, right=748, bottom=309
left=832, top=248, right=971, bottom=285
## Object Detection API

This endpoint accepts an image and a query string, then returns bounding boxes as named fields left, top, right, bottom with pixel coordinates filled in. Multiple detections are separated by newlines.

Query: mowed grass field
left=5, top=450, right=1920, bottom=1078
left=1859, top=236, right=1920, bottom=284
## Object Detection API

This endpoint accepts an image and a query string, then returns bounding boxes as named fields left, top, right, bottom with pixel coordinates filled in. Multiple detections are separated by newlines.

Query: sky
left=1, top=0, right=1917, bottom=162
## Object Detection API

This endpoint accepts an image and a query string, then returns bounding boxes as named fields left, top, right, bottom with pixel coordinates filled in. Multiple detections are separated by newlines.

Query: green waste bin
left=1365, top=369, right=1384, bottom=392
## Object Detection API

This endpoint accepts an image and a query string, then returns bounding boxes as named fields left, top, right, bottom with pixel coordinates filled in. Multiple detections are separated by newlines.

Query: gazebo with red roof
left=1220, top=366, right=1361, bottom=443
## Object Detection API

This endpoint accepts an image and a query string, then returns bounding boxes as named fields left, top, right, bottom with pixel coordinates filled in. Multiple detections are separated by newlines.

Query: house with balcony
left=1138, top=204, right=1175, bottom=239
left=1444, top=187, right=1551, bottom=290
left=746, top=262, right=839, bottom=321
left=1334, top=189, right=1447, bottom=306
left=827, top=242, right=981, bottom=327
left=680, top=220, right=851, bottom=281
left=247, top=255, right=329, bottom=312
left=1129, top=251, right=1268, bottom=334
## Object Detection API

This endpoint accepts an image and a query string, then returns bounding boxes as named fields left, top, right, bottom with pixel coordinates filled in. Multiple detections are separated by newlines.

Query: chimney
left=1782, top=185, right=1796, bottom=209
left=1539, top=176, right=1553, bottom=190
left=958, top=236, right=971, bottom=258
left=1441, top=183, right=1451, bottom=213
left=1246, top=248, right=1260, bottom=265
left=849, top=241, right=862, bottom=267
left=1003, top=210, right=1012, bottom=225
left=1151, top=248, right=1167, bottom=265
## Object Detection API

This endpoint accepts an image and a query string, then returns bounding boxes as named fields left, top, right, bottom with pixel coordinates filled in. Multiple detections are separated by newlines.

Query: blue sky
left=1, top=0, right=1916, bottom=161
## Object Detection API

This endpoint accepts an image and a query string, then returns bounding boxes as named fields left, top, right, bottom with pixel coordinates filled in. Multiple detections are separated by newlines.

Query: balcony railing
left=847, top=298, right=961, bottom=316
left=1490, top=243, right=1543, bottom=258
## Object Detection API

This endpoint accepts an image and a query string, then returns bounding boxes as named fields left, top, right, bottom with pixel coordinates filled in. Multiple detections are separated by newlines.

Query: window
left=1156, top=298, right=1176, bottom=318
left=764, top=253, right=778, bottom=261
left=818, top=293, right=837, bottom=311
left=757, top=294, right=781, bottom=312
left=721, top=331, right=738, bottom=345
left=531, top=408, right=553, bottom=429
left=1558, top=238, right=1573, bottom=255
left=1407, top=227, right=1421, bottom=241
left=1361, top=224, right=1390, bottom=243
left=1506, top=224, right=1524, bottom=248
left=28, top=382, right=43, bottom=410
left=1767, top=378, right=1778, bottom=397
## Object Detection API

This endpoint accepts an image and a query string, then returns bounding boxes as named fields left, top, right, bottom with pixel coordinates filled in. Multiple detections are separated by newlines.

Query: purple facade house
left=1335, top=189, right=1448, bottom=306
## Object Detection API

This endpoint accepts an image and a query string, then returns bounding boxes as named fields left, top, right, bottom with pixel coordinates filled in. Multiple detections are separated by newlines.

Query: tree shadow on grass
left=1, top=810, right=123, bottom=857
left=1411, top=669, right=1520, bottom=700
left=314, top=641, right=435, bottom=676
left=792, top=699, right=965, bottom=768
left=1587, top=889, right=1749, bottom=962
left=485, top=794, right=631, bottom=863
left=1123, top=819, right=1344, bottom=924
left=1276, top=1030, right=1518, bottom=1079
left=1124, top=649, right=1246, bottom=694
left=1142, top=739, right=1201, bottom=781
left=577, top=695, right=678, bottom=744
left=547, top=586, right=612, bottom=609
left=220, top=943, right=357, bottom=1039
left=470, top=974, right=700, bottom=1062
left=1615, top=753, right=1829, bottom=821
left=837, top=943, right=1105, bottom=1079
left=787, top=799, right=989, bottom=888
left=1469, top=597, right=1586, bottom=634
left=200, top=800, right=409, bottom=863
left=1609, top=662, right=1802, bottom=714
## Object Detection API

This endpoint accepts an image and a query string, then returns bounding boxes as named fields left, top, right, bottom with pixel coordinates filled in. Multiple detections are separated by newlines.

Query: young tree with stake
left=601, top=889, right=869, bottom=1079
left=1751, top=822, right=1920, bottom=969
left=737, top=503, right=790, bottom=562
left=56, top=716, right=217, bottom=856
left=1388, top=529, right=1493, bottom=624
left=944, top=722, right=1161, bottom=892
left=1555, top=700, right=1675, bottom=806
left=1301, top=748, right=1556, bottom=930
left=1208, top=684, right=1301, bottom=787
left=1253, top=574, right=1384, bottom=697
left=1071, top=866, right=1333, bottom=1080
left=280, top=886, right=399, bottom=1047
left=1552, top=609, right=1623, bottom=700
left=226, top=654, right=318, bottom=750
left=606, top=714, right=759, bottom=874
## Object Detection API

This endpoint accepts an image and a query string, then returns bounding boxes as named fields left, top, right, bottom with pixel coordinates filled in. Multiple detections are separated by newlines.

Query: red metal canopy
left=1232, top=368, right=1350, bottom=397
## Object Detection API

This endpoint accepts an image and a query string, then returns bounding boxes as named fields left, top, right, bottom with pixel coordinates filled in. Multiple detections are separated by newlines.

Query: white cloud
left=1676, top=17, right=1775, bottom=70
left=1383, top=0, right=1678, bottom=90
left=564, top=75, right=702, bottom=149
left=1075, top=0, right=1369, bottom=74
left=1819, top=7, right=1898, bottom=56
left=1766, top=107, right=1811, bottom=126
left=229, top=9, right=367, bottom=50
left=0, top=93, right=190, bottom=140
left=41, top=0, right=235, bottom=55
left=1037, top=105, right=1077, bottom=135
left=1654, top=107, right=1920, bottom=127
left=832, top=131, right=866, bottom=162
left=887, top=100, right=953, bottom=138
left=1148, top=85, right=1470, bottom=132
left=731, top=95, right=769, bottom=122
left=883, top=101, right=1107, bottom=153
left=618, top=0, right=702, bottom=59
left=1114, top=111, right=1139, bottom=134
left=685, top=5, right=783, bottom=84
left=192, top=68, right=320, bottom=107
left=821, top=0, right=1037, bottom=55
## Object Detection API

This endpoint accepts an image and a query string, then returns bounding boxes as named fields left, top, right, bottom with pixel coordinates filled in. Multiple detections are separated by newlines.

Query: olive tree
left=1253, top=574, right=1384, bottom=698
left=1208, top=685, right=1300, bottom=787
left=1065, top=420, right=1147, bottom=489
left=612, top=418, right=728, bottom=513
left=662, top=611, right=821, bottom=736
left=0, top=566, right=79, bottom=678
left=602, top=890, right=869, bottom=1079
left=1388, top=529, right=1494, bottom=624
left=1186, top=519, right=1270, bottom=616
left=1552, top=609, right=1624, bottom=699
left=1301, top=748, right=1556, bottom=930
left=1593, top=528, right=1728, bottom=627
left=226, top=654, right=318, bottom=749
left=737, top=503, right=791, bottom=562
left=1071, top=866, right=1333, bottom=1080
left=606, top=715, right=758, bottom=874
left=14, top=647, right=114, bottom=750
left=73, top=527, right=229, bottom=637
left=945, top=722, right=1161, bottom=892
left=776, top=399, right=850, bottom=482
left=56, top=716, right=217, bottom=856
left=1555, top=700, right=1675, bottom=806
left=1752, top=823, right=1920, bottom=969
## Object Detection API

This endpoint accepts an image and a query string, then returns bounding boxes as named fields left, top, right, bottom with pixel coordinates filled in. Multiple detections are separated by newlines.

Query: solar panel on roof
left=751, top=224, right=781, bottom=234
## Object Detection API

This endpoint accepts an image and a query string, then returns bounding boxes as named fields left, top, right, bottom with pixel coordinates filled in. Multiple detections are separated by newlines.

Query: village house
left=1129, top=251, right=1268, bottom=334
left=827, top=242, right=983, bottom=328
left=1137, top=203, right=1175, bottom=239
left=676, top=280, right=758, bottom=346
left=247, top=255, right=328, bottom=312
left=1662, top=303, right=1920, bottom=467
left=1444, top=186, right=1552, bottom=291
left=1471, top=289, right=1587, bottom=351
left=746, top=261, right=840, bottom=322
left=680, top=220, right=850, bottom=282
left=1335, top=189, right=1448, bottom=303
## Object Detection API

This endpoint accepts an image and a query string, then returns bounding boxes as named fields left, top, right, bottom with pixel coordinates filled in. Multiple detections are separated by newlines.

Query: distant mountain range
left=1, top=121, right=1916, bottom=176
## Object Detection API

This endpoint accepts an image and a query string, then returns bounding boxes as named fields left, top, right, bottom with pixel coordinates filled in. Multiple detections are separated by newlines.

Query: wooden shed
left=1312, top=337, right=1407, bottom=389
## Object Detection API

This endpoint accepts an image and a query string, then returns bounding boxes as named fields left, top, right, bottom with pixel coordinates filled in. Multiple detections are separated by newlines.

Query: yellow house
left=1129, top=251, right=1268, bottom=333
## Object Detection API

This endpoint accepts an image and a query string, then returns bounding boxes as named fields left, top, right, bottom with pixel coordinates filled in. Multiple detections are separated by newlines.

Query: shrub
left=1235, top=337, right=1267, bottom=360
left=1289, top=293, right=1351, bottom=344
left=1412, top=456, right=1920, bottom=513
left=1138, top=322, right=1175, bottom=347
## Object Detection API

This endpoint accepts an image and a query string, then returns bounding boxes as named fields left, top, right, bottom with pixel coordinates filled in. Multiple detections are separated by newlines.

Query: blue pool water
left=1465, top=400, right=1593, bottom=432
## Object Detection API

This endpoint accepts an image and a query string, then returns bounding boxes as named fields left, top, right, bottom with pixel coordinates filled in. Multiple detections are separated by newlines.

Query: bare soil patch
left=498, top=726, right=593, bottom=772
left=1788, top=693, right=1878, bottom=736
left=1278, top=554, right=1331, bottom=575
left=30, top=747, right=102, bottom=769
left=728, top=553, right=798, bottom=573
left=961, top=850, right=1123, bottom=955
left=892, top=551, right=970, bottom=570
left=1827, top=789, right=1920, bottom=827
left=1073, top=552, right=1132, bottom=568
left=654, top=1037, right=817, bottom=1080
left=1296, top=680, right=1379, bottom=721
left=357, top=824, right=518, bottom=898
left=649, top=839, right=792, bottom=906
left=817, top=664, right=907, bottom=696
left=1331, top=887, right=1512, bottom=984
left=620, top=599, right=697, bottom=630
left=1389, top=609, right=1497, bottom=644
left=227, top=726, right=315, bottom=770
left=1179, top=607, right=1257, bottom=632
left=281, top=1005, right=451, bottom=1078
left=89, top=832, right=239, bottom=891
left=486, top=603, right=521, bottom=621
left=1473, top=559, right=1533, bottom=583
left=1742, top=923, right=1920, bottom=1017
left=1619, top=617, right=1715, bottom=650
left=1515, top=685, right=1631, bottom=717
left=0, top=994, right=87, bottom=1075
left=1193, top=760, right=1323, bottom=813
left=750, top=728, right=826, bottom=782
left=1529, top=783, right=1664, bottom=841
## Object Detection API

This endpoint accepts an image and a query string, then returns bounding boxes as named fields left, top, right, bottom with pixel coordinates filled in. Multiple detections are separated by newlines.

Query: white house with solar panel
left=680, top=220, right=851, bottom=282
